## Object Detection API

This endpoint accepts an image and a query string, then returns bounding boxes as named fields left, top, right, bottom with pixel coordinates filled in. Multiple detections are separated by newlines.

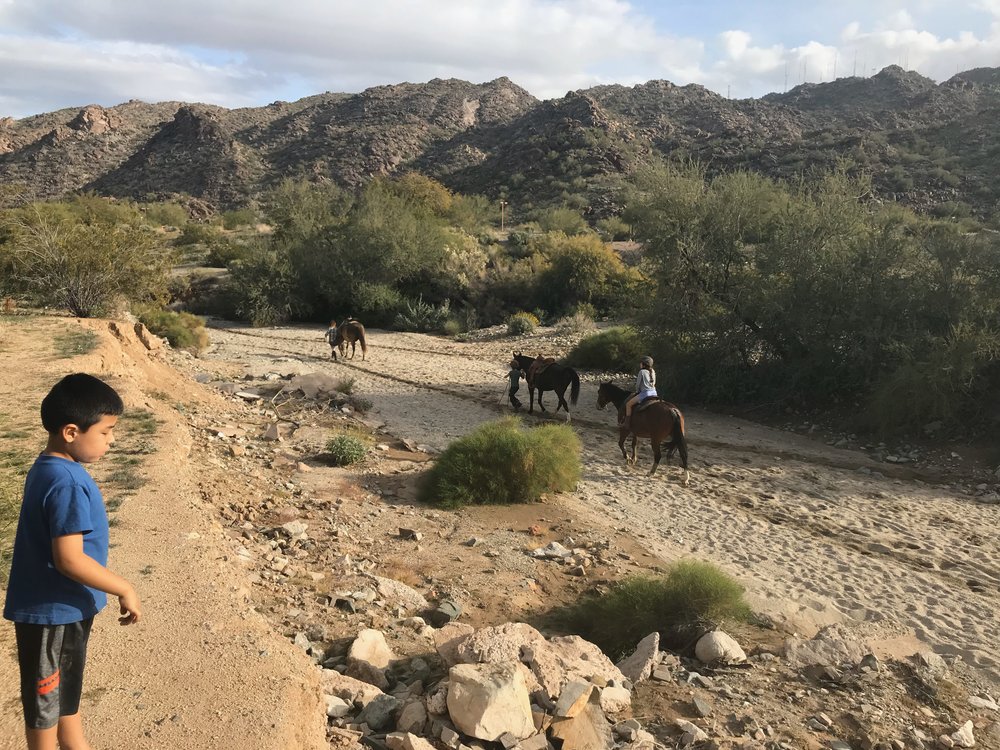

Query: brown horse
left=332, top=320, right=367, bottom=361
left=597, top=381, right=689, bottom=482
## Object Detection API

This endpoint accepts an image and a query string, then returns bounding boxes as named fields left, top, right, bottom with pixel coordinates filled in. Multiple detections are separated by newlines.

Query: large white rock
left=320, top=669, right=385, bottom=707
left=434, top=623, right=475, bottom=667
left=454, top=622, right=547, bottom=665
left=446, top=662, right=535, bottom=741
left=695, top=631, right=746, bottom=665
left=522, top=636, right=625, bottom=699
left=599, top=685, right=632, bottom=714
left=349, top=628, right=394, bottom=669
left=616, top=632, right=659, bottom=683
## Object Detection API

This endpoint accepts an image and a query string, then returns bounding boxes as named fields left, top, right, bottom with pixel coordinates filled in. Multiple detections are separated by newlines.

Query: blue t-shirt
left=3, top=454, right=109, bottom=625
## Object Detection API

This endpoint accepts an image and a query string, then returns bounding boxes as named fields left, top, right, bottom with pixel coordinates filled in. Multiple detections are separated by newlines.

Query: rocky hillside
left=2, top=66, right=999, bottom=216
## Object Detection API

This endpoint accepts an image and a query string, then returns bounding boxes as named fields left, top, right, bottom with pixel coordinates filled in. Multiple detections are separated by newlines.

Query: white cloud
left=0, top=1, right=999, bottom=117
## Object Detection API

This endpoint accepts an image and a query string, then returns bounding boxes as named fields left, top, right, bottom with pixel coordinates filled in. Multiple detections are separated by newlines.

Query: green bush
left=562, top=561, right=751, bottom=659
left=394, top=296, right=451, bottom=332
left=352, top=282, right=404, bottom=327
left=174, top=222, right=217, bottom=246
left=326, top=434, right=368, bottom=466
left=221, top=208, right=256, bottom=230
left=507, top=311, right=539, bottom=336
left=134, top=306, right=209, bottom=352
left=205, top=237, right=253, bottom=267
left=556, top=310, right=597, bottom=335
left=418, top=418, right=579, bottom=509
left=566, top=327, right=645, bottom=371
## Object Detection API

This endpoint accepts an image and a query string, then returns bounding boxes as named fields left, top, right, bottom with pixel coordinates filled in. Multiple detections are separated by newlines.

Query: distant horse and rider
left=326, top=317, right=368, bottom=361
left=597, top=380, right=689, bottom=482
left=511, top=352, right=581, bottom=422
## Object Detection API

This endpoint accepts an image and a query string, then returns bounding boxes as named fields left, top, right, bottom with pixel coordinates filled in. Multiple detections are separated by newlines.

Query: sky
left=1, top=0, right=999, bottom=119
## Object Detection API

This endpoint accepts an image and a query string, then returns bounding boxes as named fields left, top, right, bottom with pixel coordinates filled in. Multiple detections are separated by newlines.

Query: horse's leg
left=537, top=389, right=546, bottom=412
left=629, top=435, right=637, bottom=465
left=678, top=431, right=690, bottom=485
left=648, top=437, right=662, bottom=477
left=349, top=341, right=356, bottom=360
left=618, top=431, right=628, bottom=461
left=528, top=387, right=535, bottom=414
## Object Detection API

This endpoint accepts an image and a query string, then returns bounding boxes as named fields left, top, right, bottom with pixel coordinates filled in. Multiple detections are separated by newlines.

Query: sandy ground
left=0, top=317, right=327, bottom=750
left=201, top=322, right=1000, bottom=689
left=2, top=315, right=998, bottom=750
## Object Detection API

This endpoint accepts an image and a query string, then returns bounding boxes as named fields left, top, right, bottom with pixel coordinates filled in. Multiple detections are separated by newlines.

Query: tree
left=2, top=206, right=173, bottom=317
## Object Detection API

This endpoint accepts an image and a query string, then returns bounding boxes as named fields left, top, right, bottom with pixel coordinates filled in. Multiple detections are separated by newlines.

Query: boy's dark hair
left=41, top=373, right=124, bottom=433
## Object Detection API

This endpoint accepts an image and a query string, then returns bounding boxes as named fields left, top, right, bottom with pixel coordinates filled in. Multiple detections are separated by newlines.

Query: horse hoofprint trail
left=204, top=323, right=1000, bottom=687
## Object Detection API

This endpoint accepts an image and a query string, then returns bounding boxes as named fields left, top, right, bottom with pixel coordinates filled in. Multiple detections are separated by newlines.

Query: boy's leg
left=25, top=726, right=58, bottom=750
left=56, top=713, right=92, bottom=750
left=15, top=619, right=93, bottom=750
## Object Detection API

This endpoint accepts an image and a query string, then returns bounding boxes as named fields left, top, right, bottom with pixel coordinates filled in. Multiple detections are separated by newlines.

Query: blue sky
left=1, top=0, right=999, bottom=119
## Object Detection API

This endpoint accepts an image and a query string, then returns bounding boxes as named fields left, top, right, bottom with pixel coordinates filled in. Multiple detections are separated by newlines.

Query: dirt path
left=0, top=317, right=327, bottom=750
left=203, top=322, right=1000, bottom=689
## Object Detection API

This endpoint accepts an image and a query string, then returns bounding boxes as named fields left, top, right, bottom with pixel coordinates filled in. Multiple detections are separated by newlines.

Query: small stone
left=429, top=599, right=463, bottom=627
left=692, top=696, right=712, bottom=718
left=951, top=720, right=975, bottom=748
left=399, top=528, right=423, bottom=541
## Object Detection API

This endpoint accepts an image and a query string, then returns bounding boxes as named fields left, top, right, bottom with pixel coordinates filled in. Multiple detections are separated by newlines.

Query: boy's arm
left=52, top=533, right=142, bottom=625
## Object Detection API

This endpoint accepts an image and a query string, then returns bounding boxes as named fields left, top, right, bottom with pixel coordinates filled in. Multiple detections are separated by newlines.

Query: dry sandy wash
left=204, top=322, right=1000, bottom=689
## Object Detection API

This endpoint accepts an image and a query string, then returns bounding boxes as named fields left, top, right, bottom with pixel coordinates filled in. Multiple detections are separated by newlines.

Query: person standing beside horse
left=620, top=355, right=657, bottom=431
left=324, top=320, right=341, bottom=359
left=506, top=359, right=525, bottom=411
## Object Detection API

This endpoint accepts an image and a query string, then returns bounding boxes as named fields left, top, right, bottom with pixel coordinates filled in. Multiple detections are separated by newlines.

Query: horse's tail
left=569, top=368, right=580, bottom=405
left=670, top=407, right=688, bottom=470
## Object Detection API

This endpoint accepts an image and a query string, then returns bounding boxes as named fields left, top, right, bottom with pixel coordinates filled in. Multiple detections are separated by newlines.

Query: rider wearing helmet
left=620, top=355, right=657, bottom=431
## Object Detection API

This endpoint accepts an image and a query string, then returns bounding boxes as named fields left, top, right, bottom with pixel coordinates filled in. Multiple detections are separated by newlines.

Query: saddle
left=635, top=396, right=661, bottom=413
left=527, top=357, right=555, bottom=385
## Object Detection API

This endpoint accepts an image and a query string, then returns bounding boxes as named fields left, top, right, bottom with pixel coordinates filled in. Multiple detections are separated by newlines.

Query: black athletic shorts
left=14, top=618, right=94, bottom=729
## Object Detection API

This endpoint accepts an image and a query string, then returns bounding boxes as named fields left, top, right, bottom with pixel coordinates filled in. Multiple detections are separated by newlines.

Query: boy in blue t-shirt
left=3, top=373, right=142, bottom=750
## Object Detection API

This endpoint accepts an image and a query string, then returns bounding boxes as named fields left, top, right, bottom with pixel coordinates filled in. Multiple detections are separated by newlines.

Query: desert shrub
left=134, top=306, right=209, bottom=352
left=142, top=202, right=189, bottom=228
left=418, top=418, right=579, bottom=509
left=221, top=208, right=256, bottom=230
left=596, top=216, right=631, bottom=241
left=2, top=209, right=173, bottom=318
left=352, top=282, right=404, bottom=327
left=394, top=296, right=451, bottom=332
left=555, top=310, right=597, bottom=335
left=334, top=377, right=355, bottom=395
left=507, top=311, right=539, bottom=336
left=326, top=434, right=368, bottom=466
left=174, top=222, right=217, bottom=246
left=566, top=327, right=645, bottom=372
left=205, top=237, right=253, bottom=267
left=442, top=318, right=463, bottom=337
left=561, top=561, right=751, bottom=659
left=349, top=396, right=373, bottom=413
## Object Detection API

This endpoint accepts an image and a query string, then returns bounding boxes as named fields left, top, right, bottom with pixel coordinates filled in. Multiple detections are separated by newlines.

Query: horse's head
left=596, top=381, right=614, bottom=410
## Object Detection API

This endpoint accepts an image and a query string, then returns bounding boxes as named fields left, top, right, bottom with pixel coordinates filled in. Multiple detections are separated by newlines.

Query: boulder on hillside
left=446, top=662, right=535, bottom=742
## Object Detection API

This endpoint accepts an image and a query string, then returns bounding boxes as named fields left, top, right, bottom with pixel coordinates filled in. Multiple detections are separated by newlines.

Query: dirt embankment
left=0, top=316, right=326, bottom=750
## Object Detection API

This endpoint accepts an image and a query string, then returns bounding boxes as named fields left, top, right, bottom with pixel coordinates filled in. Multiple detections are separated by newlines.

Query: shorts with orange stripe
left=14, top=618, right=93, bottom=729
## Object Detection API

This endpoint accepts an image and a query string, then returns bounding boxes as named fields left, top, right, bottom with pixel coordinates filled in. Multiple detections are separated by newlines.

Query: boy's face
left=62, top=414, right=118, bottom=463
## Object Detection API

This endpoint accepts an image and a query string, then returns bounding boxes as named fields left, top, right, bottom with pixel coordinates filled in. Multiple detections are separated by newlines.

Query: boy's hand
left=118, top=587, right=142, bottom=625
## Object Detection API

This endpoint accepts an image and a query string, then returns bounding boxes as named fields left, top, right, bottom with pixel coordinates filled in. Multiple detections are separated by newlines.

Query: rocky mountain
left=2, top=66, right=999, bottom=217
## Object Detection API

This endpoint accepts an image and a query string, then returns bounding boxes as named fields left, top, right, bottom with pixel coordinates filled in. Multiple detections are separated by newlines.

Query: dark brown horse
left=512, top=353, right=581, bottom=422
left=597, top=381, right=689, bottom=482
left=332, top=320, right=367, bottom=361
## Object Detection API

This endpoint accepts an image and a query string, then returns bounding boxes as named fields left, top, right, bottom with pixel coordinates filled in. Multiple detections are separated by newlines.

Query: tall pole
left=500, top=200, right=508, bottom=231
